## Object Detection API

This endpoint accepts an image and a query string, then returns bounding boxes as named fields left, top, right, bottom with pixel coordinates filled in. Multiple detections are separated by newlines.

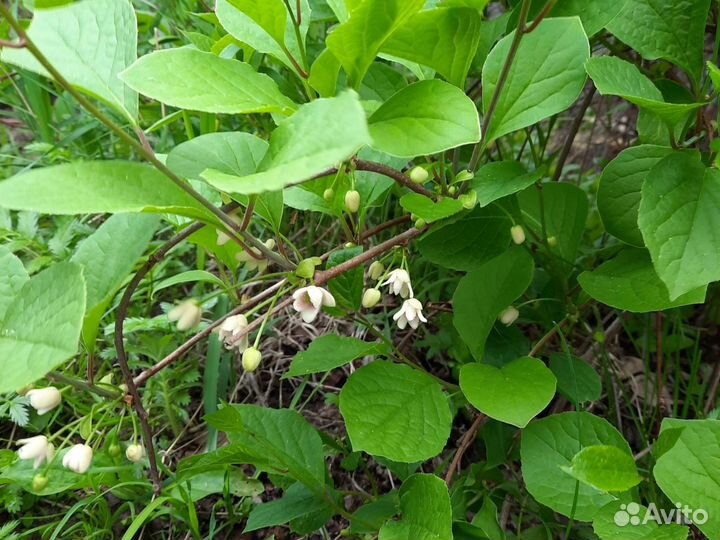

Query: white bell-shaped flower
left=393, top=298, right=428, bottom=330
left=236, top=239, right=276, bottom=273
left=26, top=387, right=62, bottom=415
left=362, top=288, right=382, bottom=309
left=62, top=444, right=93, bottom=474
left=218, top=314, right=250, bottom=351
left=17, top=435, right=55, bottom=469
left=292, top=286, right=336, bottom=323
left=382, top=269, right=413, bottom=299
left=125, top=444, right=145, bottom=463
left=168, top=300, right=202, bottom=331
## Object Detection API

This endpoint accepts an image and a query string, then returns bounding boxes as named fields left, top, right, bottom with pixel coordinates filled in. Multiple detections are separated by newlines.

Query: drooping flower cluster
left=360, top=263, right=428, bottom=330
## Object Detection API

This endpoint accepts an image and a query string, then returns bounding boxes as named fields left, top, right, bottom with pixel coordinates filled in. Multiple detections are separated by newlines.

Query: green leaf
left=167, top=132, right=268, bottom=180
left=460, top=357, right=556, bottom=428
left=549, top=0, right=630, bottom=36
left=326, top=246, right=364, bottom=310
left=169, top=469, right=263, bottom=502
left=360, top=63, right=408, bottom=102
left=368, top=80, right=481, bottom=158
left=351, top=494, right=400, bottom=535
left=638, top=152, right=720, bottom=299
left=226, top=0, right=287, bottom=47
left=0, top=263, right=86, bottom=394
left=585, top=56, right=702, bottom=127
left=120, top=48, right=296, bottom=115
left=593, top=501, right=690, bottom=540
left=308, top=48, right=343, bottom=97
left=399, top=194, right=464, bottom=223
left=453, top=248, right=534, bottom=359
left=202, top=91, right=370, bottom=194
left=154, top=270, right=227, bottom=295
left=418, top=205, right=512, bottom=271
left=606, top=0, right=711, bottom=81
left=518, top=182, right=588, bottom=274
left=381, top=7, right=482, bottom=87
left=379, top=474, right=452, bottom=540
left=339, top=361, right=452, bottom=463
left=286, top=335, right=387, bottom=377
left=0, top=246, right=29, bottom=322
left=597, top=145, right=675, bottom=246
left=245, top=483, right=333, bottom=533
left=549, top=353, right=601, bottom=405
left=482, top=17, right=589, bottom=142
left=326, top=0, right=425, bottom=88
left=578, top=249, right=707, bottom=313
left=1, top=0, right=138, bottom=122
left=565, top=445, right=642, bottom=492
left=654, top=419, right=720, bottom=539
left=521, top=412, right=633, bottom=521
left=471, top=161, right=542, bottom=207
left=0, top=162, right=214, bottom=222
left=206, top=405, right=326, bottom=491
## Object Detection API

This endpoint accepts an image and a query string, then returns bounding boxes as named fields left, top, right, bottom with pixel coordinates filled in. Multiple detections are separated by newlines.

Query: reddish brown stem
left=445, top=414, right=487, bottom=485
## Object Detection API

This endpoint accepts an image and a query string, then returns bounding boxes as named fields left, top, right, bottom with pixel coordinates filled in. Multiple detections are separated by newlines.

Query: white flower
left=168, top=300, right=202, bottom=331
left=499, top=306, right=520, bottom=326
left=368, top=261, right=385, bottom=281
left=393, top=298, right=427, bottom=330
left=218, top=314, right=250, bottom=351
left=17, top=435, right=55, bottom=469
left=125, top=444, right=145, bottom=463
left=242, top=347, right=262, bottom=372
left=26, top=387, right=62, bottom=415
left=511, top=225, right=526, bottom=245
left=292, top=286, right=336, bottom=323
left=236, top=239, right=276, bottom=273
left=362, top=288, right=382, bottom=309
left=216, top=215, right=242, bottom=246
left=382, top=269, right=413, bottom=299
left=62, top=444, right=93, bottom=474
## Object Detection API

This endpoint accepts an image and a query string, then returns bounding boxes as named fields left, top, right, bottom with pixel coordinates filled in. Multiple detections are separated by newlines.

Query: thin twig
left=0, top=37, right=26, bottom=48
left=552, top=86, right=596, bottom=181
left=354, top=159, right=436, bottom=198
left=47, top=372, right=121, bottom=399
left=445, top=414, right=487, bottom=485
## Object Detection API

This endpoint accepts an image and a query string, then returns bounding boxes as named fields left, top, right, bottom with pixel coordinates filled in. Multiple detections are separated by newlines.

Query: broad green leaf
left=245, top=483, right=333, bottom=533
left=286, top=335, right=386, bottom=377
left=351, top=494, right=400, bottom=535
left=326, top=0, right=425, bottom=88
left=339, top=361, right=452, bottom=463
left=379, top=474, right=452, bottom=540
left=202, top=91, right=370, bottom=194
left=2, top=451, right=87, bottom=495
left=585, top=56, right=702, bottom=127
left=549, top=353, right=601, bottom=405
left=418, top=204, right=512, bottom=271
left=460, top=357, right=556, bottom=427
left=154, top=270, right=227, bottom=295
left=206, top=405, right=326, bottom=491
left=521, top=412, right=633, bottom=521
left=453, top=249, right=534, bottom=359
left=471, top=161, right=542, bottom=207
left=308, top=48, right=342, bottom=97
left=518, top=182, right=588, bottom=275
left=606, top=0, right=711, bottom=81
left=1, top=0, right=138, bottom=122
left=360, top=63, right=408, bottom=102
left=226, top=0, right=287, bottom=47
left=120, top=48, right=296, bottom=115
left=654, top=419, right=720, bottom=539
left=0, top=246, right=29, bottom=322
left=597, top=145, right=674, bottom=246
left=381, top=7, right=482, bottom=87
left=169, top=470, right=262, bottom=502
left=326, top=246, right=364, bottom=310
left=578, top=249, right=707, bottom=313
left=482, top=17, right=589, bottom=142
left=638, top=153, right=720, bottom=299
left=0, top=263, right=86, bottom=394
left=548, top=0, right=630, bottom=36
left=593, top=501, right=690, bottom=540
left=565, top=445, right=642, bottom=492
left=399, top=194, right=464, bottom=223
left=637, top=80, right=694, bottom=146
left=368, top=80, right=481, bottom=158
left=0, top=162, right=214, bottom=222
left=167, top=132, right=268, bottom=180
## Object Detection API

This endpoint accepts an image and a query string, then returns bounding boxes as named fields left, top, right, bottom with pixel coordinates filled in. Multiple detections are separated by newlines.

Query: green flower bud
left=32, top=474, right=49, bottom=492
left=498, top=306, right=519, bottom=326
left=415, top=218, right=427, bottom=228
left=368, top=261, right=385, bottom=280
left=242, top=347, right=262, bottom=372
left=108, top=443, right=122, bottom=458
left=547, top=236, right=558, bottom=248
left=323, top=188, right=335, bottom=201
left=448, top=186, right=458, bottom=195
left=362, top=288, right=382, bottom=309
left=409, top=166, right=429, bottom=184
left=510, top=225, right=526, bottom=245
left=296, top=259, right=317, bottom=279
left=345, top=190, right=361, bottom=213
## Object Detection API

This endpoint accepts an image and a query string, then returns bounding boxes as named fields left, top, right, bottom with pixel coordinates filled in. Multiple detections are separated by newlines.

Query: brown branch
left=354, top=159, right=436, bottom=198
left=445, top=414, right=487, bottom=485
left=524, top=0, right=557, bottom=34
left=552, top=85, right=596, bottom=182
left=0, top=37, right=26, bottom=48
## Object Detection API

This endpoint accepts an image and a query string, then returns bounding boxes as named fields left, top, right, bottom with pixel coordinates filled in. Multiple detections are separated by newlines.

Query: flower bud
left=448, top=186, right=458, bottom=195
left=32, top=474, right=49, bottom=492
left=460, top=190, right=478, bottom=210
left=362, top=288, right=382, bottom=309
left=415, top=218, right=427, bottom=228
left=454, top=170, right=474, bottom=183
left=368, top=261, right=384, bottom=281
left=26, top=387, right=62, bottom=415
left=510, top=225, right=526, bottom=245
left=108, top=443, right=122, bottom=458
left=323, top=188, right=335, bottom=201
left=345, top=190, right=360, bottom=213
left=62, top=444, right=93, bottom=474
left=409, top=166, right=429, bottom=184
left=125, top=444, right=146, bottom=463
left=547, top=236, right=558, bottom=248
left=242, top=347, right=262, bottom=372
left=296, top=258, right=317, bottom=279
left=168, top=300, right=202, bottom=331
left=344, top=242, right=356, bottom=248
left=499, top=306, right=520, bottom=326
